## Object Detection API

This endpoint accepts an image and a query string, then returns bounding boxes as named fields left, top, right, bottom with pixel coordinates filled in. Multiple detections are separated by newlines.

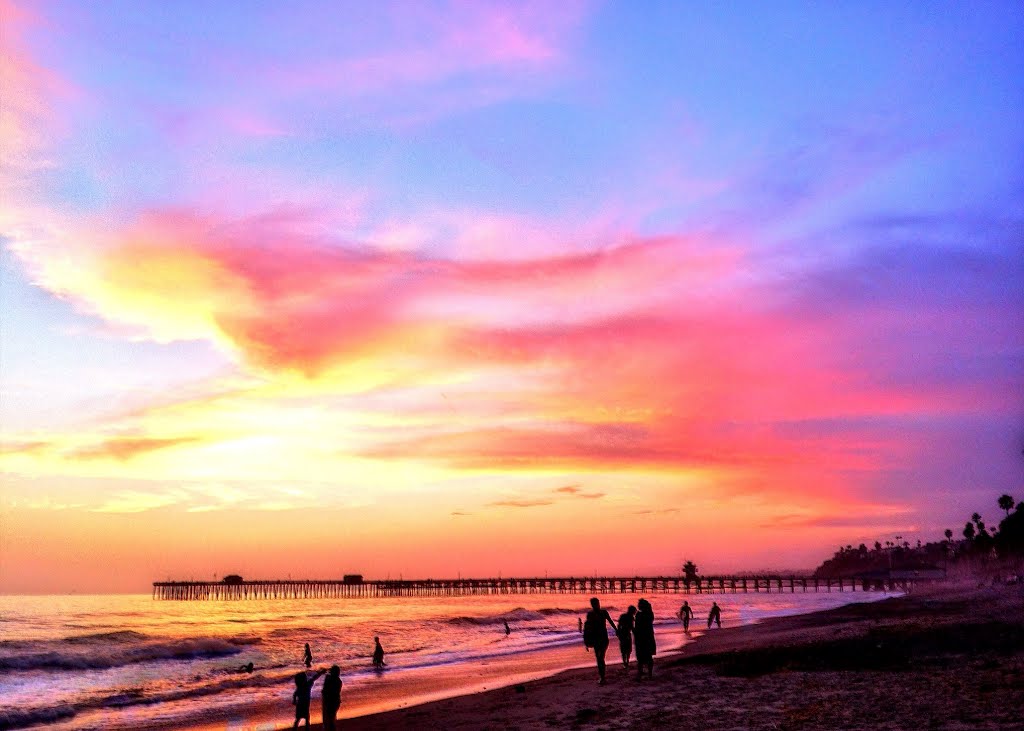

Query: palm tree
left=682, top=561, right=698, bottom=585
left=944, top=528, right=953, bottom=542
left=998, top=494, right=1015, bottom=517
left=963, top=522, right=976, bottom=541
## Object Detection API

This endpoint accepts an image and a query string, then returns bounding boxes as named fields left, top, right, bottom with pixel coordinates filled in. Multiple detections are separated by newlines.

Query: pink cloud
left=20, top=207, right=733, bottom=376
left=10, top=197, right=1012, bottom=516
left=266, top=1, right=586, bottom=95
left=0, top=0, right=78, bottom=183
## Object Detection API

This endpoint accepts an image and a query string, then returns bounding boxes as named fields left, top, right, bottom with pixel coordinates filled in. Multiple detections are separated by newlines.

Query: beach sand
left=294, top=583, right=1024, bottom=730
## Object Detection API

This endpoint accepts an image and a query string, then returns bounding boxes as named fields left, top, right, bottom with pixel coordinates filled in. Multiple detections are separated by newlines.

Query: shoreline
left=290, top=582, right=1023, bottom=730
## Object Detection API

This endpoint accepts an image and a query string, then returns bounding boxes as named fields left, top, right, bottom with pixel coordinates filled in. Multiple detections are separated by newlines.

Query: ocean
left=0, top=590, right=899, bottom=730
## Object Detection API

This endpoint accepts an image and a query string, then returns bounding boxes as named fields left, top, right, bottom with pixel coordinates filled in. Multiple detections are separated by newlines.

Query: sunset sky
left=1, top=1, right=1022, bottom=593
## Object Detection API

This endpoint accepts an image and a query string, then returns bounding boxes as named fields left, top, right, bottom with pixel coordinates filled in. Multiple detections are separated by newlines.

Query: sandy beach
left=294, top=583, right=1024, bottom=730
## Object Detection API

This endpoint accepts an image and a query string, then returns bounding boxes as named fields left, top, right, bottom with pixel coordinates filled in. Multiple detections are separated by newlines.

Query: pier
left=152, top=575, right=920, bottom=600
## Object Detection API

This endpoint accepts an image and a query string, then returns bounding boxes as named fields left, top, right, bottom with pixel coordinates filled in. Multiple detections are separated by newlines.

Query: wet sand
left=297, top=583, right=1024, bottom=730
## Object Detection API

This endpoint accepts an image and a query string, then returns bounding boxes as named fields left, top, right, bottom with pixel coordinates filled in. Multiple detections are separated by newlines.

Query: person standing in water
left=303, top=643, right=313, bottom=669
left=678, top=601, right=694, bottom=632
left=504, top=619, right=511, bottom=636
left=292, top=669, right=326, bottom=728
left=708, top=601, right=722, bottom=628
left=634, top=598, right=656, bottom=679
left=582, top=597, right=617, bottom=685
left=321, top=665, right=342, bottom=731
left=617, top=605, right=636, bottom=669
left=372, top=636, right=385, bottom=669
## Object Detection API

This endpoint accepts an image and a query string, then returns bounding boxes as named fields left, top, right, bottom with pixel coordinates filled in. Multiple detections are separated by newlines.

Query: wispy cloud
left=488, top=499, right=554, bottom=509
left=0, top=440, right=49, bottom=456
left=67, top=437, right=200, bottom=462
left=93, top=489, right=188, bottom=513
left=553, top=484, right=604, bottom=499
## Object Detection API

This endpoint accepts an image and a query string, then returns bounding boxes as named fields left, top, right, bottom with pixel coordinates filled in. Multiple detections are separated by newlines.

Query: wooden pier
left=152, top=575, right=918, bottom=601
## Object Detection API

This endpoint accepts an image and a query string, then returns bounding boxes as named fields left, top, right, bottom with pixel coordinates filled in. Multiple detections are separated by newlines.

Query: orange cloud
left=553, top=484, right=582, bottom=493
left=0, top=440, right=49, bottom=456
left=67, top=437, right=200, bottom=462
left=488, top=498, right=554, bottom=508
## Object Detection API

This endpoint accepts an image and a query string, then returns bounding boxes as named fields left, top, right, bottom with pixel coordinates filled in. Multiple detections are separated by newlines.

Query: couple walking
left=582, top=597, right=655, bottom=684
left=292, top=666, right=342, bottom=730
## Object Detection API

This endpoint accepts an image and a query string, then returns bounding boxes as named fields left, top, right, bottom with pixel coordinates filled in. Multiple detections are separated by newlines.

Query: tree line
left=814, top=493, right=1024, bottom=579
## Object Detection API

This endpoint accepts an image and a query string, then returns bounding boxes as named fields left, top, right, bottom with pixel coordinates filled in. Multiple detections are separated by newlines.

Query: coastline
left=293, top=583, right=1024, bottom=730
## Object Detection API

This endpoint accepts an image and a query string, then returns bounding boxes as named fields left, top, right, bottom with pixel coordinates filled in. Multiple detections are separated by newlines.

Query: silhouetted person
left=678, top=601, right=694, bottom=632
left=708, top=601, right=721, bottom=628
left=582, top=597, right=617, bottom=685
left=303, top=643, right=313, bottom=669
left=617, top=605, right=637, bottom=669
left=292, top=669, right=325, bottom=728
left=634, top=598, right=656, bottom=679
left=504, top=619, right=511, bottom=636
left=236, top=662, right=254, bottom=673
left=321, top=665, right=342, bottom=731
left=372, top=636, right=385, bottom=669
left=578, top=617, right=584, bottom=634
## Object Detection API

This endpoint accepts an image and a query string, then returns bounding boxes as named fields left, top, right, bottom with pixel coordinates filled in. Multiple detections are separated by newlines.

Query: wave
left=538, top=607, right=582, bottom=616
left=0, top=704, right=78, bottom=731
left=63, top=630, right=149, bottom=644
left=446, top=607, right=578, bottom=627
left=104, top=673, right=288, bottom=708
left=0, top=672, right=293, bottom=730
left=267, top=626, right=320, bottom=638
left=0, top=635, right=259, bottom=672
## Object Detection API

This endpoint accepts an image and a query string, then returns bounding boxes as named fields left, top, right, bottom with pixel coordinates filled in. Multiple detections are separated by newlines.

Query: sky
left=1, top=0, right=1022, bottom=593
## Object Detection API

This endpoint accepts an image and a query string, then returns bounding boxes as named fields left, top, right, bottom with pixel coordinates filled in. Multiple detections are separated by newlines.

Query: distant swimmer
left=617, top=605, right=637, bottom=669
left=292, top=669, right=326, bottom=729
left=321, top=665, right=342, bottom=731
left=236, top=662, right=255, bottom=673
left=504, top=619, right=511, bottom=636
left=678, top=601, right=694, bottom=632
left=582, top=597, right=617, bottom=685
left=372, top=636, right=386, bottom=669
left=708, top=601, right=722, bottom=629
left=303, top=643, right=313, bottom=669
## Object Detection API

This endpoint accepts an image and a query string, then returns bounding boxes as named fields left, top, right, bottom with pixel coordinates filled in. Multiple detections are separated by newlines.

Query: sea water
left=0, top=590, right=899, bottom=730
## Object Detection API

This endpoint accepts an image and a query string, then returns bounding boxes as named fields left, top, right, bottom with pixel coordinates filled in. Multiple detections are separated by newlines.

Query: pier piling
left=151, top=574, right=918, bottom=600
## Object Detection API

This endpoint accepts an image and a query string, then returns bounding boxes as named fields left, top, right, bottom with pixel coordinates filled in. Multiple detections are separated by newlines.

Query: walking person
left=292, top=669, right=326, bottom=728
left=634, top=598, right=656, bottom=679
left=678, top=601, right=694, bottom=632
left=617, top=605, right=637, bottom=669
left=372, top=636, right=386, bottom=669
left=321, top=665, right=342, bottom=731
left=708, top=601, right=722, bottom=628
left=303, top=643, right=313, bottom=669
left=582, top=597, right=617, bottom=685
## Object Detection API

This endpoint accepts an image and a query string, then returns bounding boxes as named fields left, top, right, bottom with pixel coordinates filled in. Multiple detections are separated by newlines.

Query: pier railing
left=151, top=575, right=920, bottom=600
